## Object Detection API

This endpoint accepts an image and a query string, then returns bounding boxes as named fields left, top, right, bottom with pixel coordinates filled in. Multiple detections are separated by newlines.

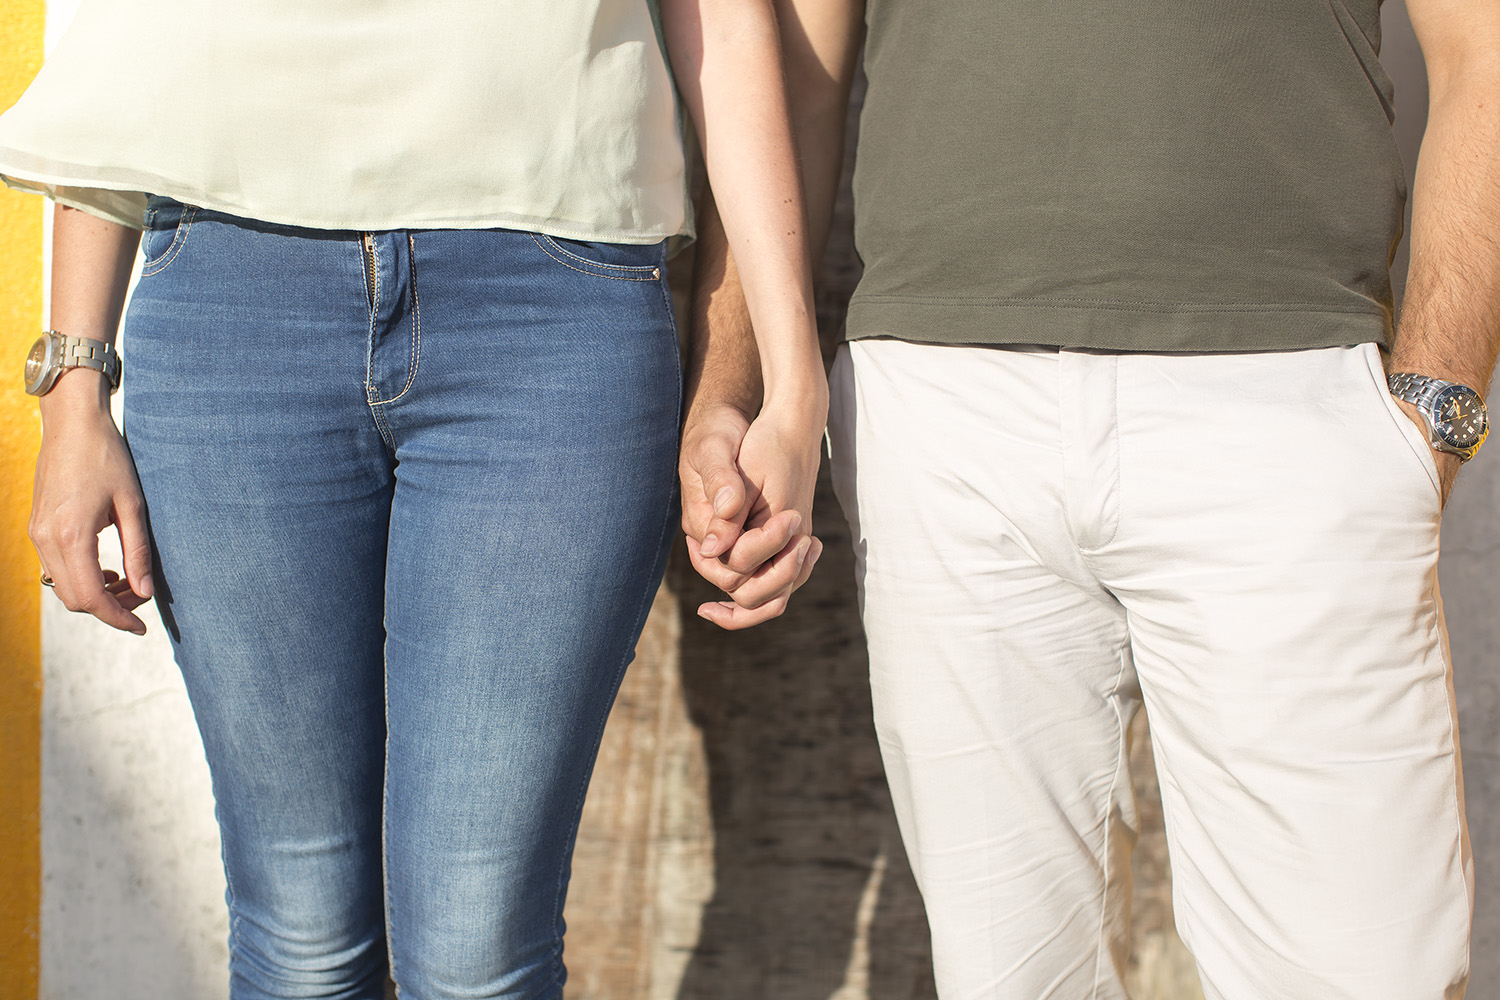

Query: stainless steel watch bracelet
left=1387, top=372, right=1452, bottom=410
left=54, top=333, right=121, bottom=386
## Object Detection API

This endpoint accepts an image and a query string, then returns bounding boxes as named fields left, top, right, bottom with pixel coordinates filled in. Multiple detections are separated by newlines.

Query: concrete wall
left=13, top=2, right=1500, bottom=998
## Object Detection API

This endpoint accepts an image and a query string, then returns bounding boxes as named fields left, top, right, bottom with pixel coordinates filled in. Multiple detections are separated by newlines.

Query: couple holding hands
left=6, top=0, right=1498, bottom=996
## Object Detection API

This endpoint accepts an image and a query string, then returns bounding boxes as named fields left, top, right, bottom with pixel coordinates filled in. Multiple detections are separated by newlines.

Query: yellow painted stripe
left=0, top=0, right=44, bottom=995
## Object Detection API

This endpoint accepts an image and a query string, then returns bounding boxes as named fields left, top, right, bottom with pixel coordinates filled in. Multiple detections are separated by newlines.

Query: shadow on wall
left=668, top=486, right=936, bottom=1000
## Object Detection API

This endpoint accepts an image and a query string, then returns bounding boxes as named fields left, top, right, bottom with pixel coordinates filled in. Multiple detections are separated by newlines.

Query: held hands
left=680, top=399, right=825, bottom=629
left=30, top=372, right=154, bottom=634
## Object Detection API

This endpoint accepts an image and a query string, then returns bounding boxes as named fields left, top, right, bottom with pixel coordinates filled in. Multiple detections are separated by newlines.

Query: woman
left=2, top=0, right=826, bottom=996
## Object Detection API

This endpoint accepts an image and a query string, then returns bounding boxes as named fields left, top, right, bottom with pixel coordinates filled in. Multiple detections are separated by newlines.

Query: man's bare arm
left=1391, top=0, right=1500, bottom=503
left=680, top=0, right=864, bottom=628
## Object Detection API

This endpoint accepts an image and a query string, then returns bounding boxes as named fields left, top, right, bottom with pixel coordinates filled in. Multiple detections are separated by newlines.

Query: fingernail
left=713, top=487, right=734, bottom=516
left=700, top=534, right=719, bottom=557
left=141, top=573, right=154, bottom=598
left=796, top=538, right=811, bottom=565
left=697, top=606, right=714, bottom=621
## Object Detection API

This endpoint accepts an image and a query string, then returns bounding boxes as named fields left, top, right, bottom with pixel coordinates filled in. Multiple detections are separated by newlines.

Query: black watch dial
left=1433, top=384, right=1488, bottom=451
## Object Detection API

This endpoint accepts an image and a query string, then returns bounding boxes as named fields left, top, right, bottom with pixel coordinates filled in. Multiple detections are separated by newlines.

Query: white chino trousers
left=828, top=339, right=1472, bottom=1000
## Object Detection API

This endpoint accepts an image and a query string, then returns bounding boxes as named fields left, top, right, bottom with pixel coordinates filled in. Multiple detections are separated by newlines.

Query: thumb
left=115, top=491, right=154, bottom=600
left=702, top=460, right=747, bottom=524
left=690, top=455, right=756, bottom=563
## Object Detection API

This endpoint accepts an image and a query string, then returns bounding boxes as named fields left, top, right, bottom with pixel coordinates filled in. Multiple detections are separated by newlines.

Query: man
left=680, top=0, right=1500, bottom=995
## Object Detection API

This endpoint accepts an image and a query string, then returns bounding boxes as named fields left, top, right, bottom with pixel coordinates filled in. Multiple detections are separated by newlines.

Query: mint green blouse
left=0, top=0, right=691, bottom=243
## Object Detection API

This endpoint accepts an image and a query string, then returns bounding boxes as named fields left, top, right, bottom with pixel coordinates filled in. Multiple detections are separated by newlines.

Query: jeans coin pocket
left=140, top=197, right=197, bottom=277
left=529, top=232, right=663, bottom=282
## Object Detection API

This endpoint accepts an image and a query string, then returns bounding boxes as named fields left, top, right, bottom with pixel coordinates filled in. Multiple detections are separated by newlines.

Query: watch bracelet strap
left=49, top=331, right=121, bottom=388
left=1387, top=371, right=1448, bottom=407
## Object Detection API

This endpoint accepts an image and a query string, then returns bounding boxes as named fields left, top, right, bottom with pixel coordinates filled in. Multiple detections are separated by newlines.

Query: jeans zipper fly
left=361, top=233, right=376, bottom=310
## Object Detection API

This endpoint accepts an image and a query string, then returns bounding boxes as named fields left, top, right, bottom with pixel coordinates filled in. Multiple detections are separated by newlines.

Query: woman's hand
left=682, top=391, right=826, bottom=629
left=31, top=371, right=153, bottom=635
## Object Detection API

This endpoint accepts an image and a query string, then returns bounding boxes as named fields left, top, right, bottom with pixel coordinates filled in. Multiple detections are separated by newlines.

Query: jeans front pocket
left=529, top=232, right=664, bottom=282
left=140, top=197, right=198, bottom=277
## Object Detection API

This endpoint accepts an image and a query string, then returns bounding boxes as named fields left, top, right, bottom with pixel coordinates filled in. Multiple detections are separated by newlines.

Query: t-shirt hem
left=845, top=296, right=1394, bottom=352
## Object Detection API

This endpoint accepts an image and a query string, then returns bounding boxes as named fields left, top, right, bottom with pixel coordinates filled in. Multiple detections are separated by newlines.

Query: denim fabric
left=123, top=199, right=682, bottom=1000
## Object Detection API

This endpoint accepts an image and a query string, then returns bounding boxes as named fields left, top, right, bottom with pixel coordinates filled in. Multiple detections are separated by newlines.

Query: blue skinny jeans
left=122, top=199, right=682, bottom=999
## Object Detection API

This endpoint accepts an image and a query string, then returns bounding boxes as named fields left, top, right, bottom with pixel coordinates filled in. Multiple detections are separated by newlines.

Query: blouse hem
left=0, top=155, right=691, bottom=246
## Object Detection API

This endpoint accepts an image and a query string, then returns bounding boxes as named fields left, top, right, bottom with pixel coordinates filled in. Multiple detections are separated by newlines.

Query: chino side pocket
left=1361, top=341, right=1443, bottom=504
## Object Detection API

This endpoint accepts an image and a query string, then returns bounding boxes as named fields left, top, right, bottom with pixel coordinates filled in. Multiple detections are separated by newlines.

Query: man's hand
left=680, top=400, right=824, bottom=629
left=1393, top=398, right=1462, bottom=506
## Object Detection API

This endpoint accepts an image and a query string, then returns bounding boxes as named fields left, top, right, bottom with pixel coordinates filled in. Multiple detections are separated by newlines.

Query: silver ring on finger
left=40, top=570, right=55, bottom=588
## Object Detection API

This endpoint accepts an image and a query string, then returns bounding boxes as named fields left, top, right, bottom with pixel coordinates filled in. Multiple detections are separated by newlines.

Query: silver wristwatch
left=23, top=330, right=122, bottom=396
left=1388, top=372, right=1489, bottom=463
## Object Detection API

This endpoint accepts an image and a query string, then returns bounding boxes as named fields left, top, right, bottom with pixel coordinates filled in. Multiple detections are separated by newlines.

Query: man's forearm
left=1389, top=3, right=1500, bottom=394
left=685, top=196, right=762, bottom=422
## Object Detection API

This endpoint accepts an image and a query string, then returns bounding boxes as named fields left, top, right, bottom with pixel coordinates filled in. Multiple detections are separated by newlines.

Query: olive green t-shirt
left=847, top=0, right=1405, bottom=351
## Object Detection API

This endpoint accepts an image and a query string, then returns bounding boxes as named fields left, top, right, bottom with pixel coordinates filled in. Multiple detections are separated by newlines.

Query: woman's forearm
left=43, top=204, right=140, bottom=415
left=660, top=0, right=827, bottom=415
left=30, top=203, right=152, bottom=634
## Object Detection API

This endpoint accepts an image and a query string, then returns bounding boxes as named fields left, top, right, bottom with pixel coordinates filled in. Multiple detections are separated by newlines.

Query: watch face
left=1433, top=384, right=1488, bottom=450
left=24, top=336, right=50, bottom=391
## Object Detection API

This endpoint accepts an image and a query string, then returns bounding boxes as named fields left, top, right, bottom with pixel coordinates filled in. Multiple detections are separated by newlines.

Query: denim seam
left=382, top=624, right=398, bottom=996
left=530, top=233, right=659, bottom=282
left=220, top=819, right=245, bottom=988
left=370, top=401, right=397, bottom=451
left=140, top=206, right=198, bottom=277
left=362, top=238, right=399, bottom=449
left=369, top=234, right=421, bottom=407
left=544, top=297, right=681, bottom=993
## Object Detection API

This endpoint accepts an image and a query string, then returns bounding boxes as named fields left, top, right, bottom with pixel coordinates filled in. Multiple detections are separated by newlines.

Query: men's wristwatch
left=23, top=330, right=122, bottom=396
left=1388, top=372, right=1489, bottom=463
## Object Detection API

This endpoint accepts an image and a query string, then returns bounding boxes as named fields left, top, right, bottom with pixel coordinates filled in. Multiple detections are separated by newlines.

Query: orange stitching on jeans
left=540, top=233, right=658, bottom=272
left=369, top=235, right=423, bottom=407
left=140, top=206, right=198, bottom=277
left=528, top=233, right=657, bottom=282
left=368, top=235, right=421, bottom=407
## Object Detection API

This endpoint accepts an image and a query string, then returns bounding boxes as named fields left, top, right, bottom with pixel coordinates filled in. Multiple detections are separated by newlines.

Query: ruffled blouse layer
left=0, top=0, right=690, bottom=243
